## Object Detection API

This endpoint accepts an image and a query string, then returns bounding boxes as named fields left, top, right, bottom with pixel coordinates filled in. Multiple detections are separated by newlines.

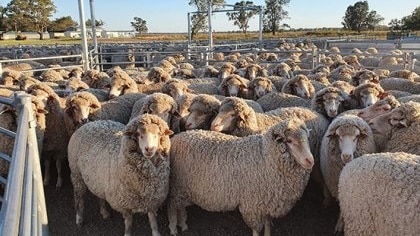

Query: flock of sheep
left=0, top=40, right=419, bottom=236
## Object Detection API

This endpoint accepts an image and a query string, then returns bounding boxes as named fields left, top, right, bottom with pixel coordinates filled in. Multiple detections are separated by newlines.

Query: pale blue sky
left=1, top=0, right=419, bottom=32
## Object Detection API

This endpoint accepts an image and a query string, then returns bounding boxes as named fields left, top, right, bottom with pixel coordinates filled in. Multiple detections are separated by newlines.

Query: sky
left=1, top=0, right=419, bottom=32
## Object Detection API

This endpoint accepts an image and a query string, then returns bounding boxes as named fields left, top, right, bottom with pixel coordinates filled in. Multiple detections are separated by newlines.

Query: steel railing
left=0, top=92, right=48, bottom=236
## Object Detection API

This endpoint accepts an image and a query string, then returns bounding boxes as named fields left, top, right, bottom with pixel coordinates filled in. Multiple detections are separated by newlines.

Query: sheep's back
left=68, top=120, right=124, bottom=199
left=338, top=152, right=420, bottom=236
left=170, top=130, right=264, bottom=211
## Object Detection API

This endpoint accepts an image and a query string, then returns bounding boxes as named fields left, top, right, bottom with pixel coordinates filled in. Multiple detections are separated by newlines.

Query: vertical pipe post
left=89, top=0, right=99, bottom=69
left=78, top=0, right=90, bottom=70
left=187, top=12, right=192, bottom=46
left=258, top=6, right=263, bottom=49
left=208, top=0, right=213, bottom=58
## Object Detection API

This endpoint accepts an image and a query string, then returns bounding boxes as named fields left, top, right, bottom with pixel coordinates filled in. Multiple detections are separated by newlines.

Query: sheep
left=256, top=92, right=311, bottom=112
left=183, top=94, right=221, bottom=130
left=269, top=62, right=292, bottom=79
left=311, top=87, right=345, bottom=119
left=108, top=67, right=139, bottom=98
left=357, top=94, right=400, bottom=121
left=158, top=59, right=177, bottom=74
left=168, top=118, right=314, bottom=236
left=328, top=46, right=341, bottom=53
left=343, top=55, right=362, bottom=70
left=281, top=74, right=315, bottom=99
left=129, top=93, right=180, bottom=133
left=372, top=68, right=390, bottom=79
left=328, top=64, right=354, bottom=83
left=185, top=77, right=220, bottom=95
left=210, top=97, right=329, bottom=162
left=379, top=77, right=420, bottom=94
left=144, top=67, right=172, bottom=84
left=243, top=64, right=266, bottom=80
left=338, top=152, right=420, bottom=236
left=64, top=76, right=89, bottom=93
left=218, top=74, right=250, bottom=99
left=161, top=79, right=192, bottom=100
left=218, top=62, right=236, bottom=80
left=202, top=65, right=219, bottom=78
left=389, top=69, right=419, bottom=81
left=248, top=76, right=277, bottom=100
left=175, top=93, right=196, bottom=118
left=3, top=63, right=34, bottom=77
left=365, top=47, right=378, bottom=54
left=63, top=91, right=101, bottom=137
left=1, top=70, right=21, bottom=86
left=386, top=90, right=412, bottom=99
left=330, top=81, right=355, bottom=99
left=398, top=94, right=420, bottom=104
left=343, top=83, right=386, bottom=110
left=68, top=114, right=173, bottom=236
left=90, top=93, right=147, bottom=125
left=350, top=69, right=380, bottom=86
left=0, top=95, right=47, bottom=177
left=81, top=69, right=111, bottom=89
left=39, top=68, right=64, bottom=83
left=320, top=115, right=376, bottom=207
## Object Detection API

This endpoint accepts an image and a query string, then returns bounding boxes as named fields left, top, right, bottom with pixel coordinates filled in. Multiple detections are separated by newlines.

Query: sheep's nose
left=81, top=118, right=89, bottom=124
left=145, top=147, right=153, bottom=153
left=341, top=154, right=353, bottom=164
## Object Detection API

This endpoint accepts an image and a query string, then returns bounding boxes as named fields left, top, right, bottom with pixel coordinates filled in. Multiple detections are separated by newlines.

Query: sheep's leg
left=322, top=184, right=332, bottom=207
left=99, top=198, right=110, bottom=219
left=167, top=204, right=178, bottom=235
left=252, top=230, right=259, bottom=236
left=264, top=218, right=271, bottom=236
left=147, top=211, right=161, bottom=236
left=55, top=159, right=63, bottom=189
left=43, top=158, right=50, bottom=186
left=334, top=212, right=344, bottom=233
left=178, top=208, right=188, bottom=231
left=123, top=211, right=133, bottom=236
left=72, top=173, right=87, bottom=226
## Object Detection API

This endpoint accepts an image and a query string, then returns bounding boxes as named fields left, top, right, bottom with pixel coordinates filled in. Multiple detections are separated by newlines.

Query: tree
left=49, top=16, right=78, bottom=32
left=365, top=10, right=384, bottom=31
left=85, top=19, right=104, bottom=27
left=263, top=0, right=290, bottom=35
left=388, top=18, right=403, bottom=31
left=6, top=0, right=56, bottom=40
left=402, top=6, right=420, bottom=30
left=131, top=17, right=148, bottom=33
left=342, top=1, right=383, bottom=32
left=188, top=0, right=225, bottom=39
left=226, top=1, right=258, bottom=34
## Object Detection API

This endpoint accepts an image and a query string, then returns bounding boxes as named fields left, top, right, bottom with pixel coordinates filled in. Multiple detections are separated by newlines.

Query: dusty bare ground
left=45, top=162, right=341, bottom=236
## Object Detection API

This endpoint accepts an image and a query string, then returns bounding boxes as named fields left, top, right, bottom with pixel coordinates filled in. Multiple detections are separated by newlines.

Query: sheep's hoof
left=100, top=208, right=111, bottom=220
left=334, top=217, right=344, bottom=233
left=55, top=179, right=63, bottom=190
left=169, top=227, right=178, bottom=236
left=180, top=223, right=188, bottom=232
left=151, top=232, right=161, bottom=236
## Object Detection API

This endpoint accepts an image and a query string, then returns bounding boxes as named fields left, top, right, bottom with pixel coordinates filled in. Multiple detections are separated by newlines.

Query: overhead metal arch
left=187, top=2, right=263, bottom=50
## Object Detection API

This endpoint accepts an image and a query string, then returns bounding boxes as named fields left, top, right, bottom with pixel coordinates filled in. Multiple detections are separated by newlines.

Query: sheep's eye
left=286, top=139, right=293, bottom=143
left=383, top=107, right=391, bottom=111
left=140, top=135, right=144, bottom=139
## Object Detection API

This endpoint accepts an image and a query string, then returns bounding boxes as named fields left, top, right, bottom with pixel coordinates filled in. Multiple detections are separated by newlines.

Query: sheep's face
left=225, top=77, right=247, bottom=97
left=291, top=78, right=313, bottom=99
left=184, top=108, right=212, bottom=130
left=245, top=65, right=260, bottom=80
left=137, top=124, right=161, bottom=158
left=321, top=92, right=343, bottom=118
left=357, top=99, right=393, bottom=121
left=358, top=88, right=381, bottom=108
left=67, top=98, right=98, bottom=124
left=271, top=121, right=314, bottom=169
left=210, top=110, right=237, bottom=132
left=388, top=108, right=410, bottom=128
left=219, top=65, right=235, bottom=80
left=253, top=79, right=272, bottom=99
left=65, top=79, right=89, bottom=94
left=108, top=80, right=126, bottom=99
left=167, top=85, right=186, bottom=100
left=329, top=125, right=367, bottom=164
left=236, top=59, right=249, bottom=69
left=143, top=103, right=173, bottom=125
left=358, top=71, right=379, bottom=85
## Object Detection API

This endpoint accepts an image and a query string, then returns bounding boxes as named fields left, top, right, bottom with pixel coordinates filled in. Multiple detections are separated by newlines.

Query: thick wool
left=168, top=119, right=312, bottom=233
left=338, top=152, right=420, bottom=236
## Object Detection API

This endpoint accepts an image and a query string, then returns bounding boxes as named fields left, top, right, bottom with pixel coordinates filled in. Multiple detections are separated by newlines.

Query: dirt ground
left=45, top=163, right=342, bottom=236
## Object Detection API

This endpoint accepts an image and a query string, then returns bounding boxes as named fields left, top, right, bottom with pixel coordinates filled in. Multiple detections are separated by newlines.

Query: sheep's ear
left=163, top=128, right=174, bottom=136
left=327, top=128, right=337, bottom=137
left=272, top=132, right=285, bottom=143
left=378, top=92, right=388, bottom=100
left=37, top=108, right=48, bottom=114
left=124, top=126, right=137, bottom=137
left=359, top=128, right=368, bottom=138
left=90, top=103, right=100, bottom=110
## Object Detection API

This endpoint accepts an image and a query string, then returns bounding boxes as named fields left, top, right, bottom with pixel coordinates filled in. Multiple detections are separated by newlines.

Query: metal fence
left=0, top=92, right=49, bottom=236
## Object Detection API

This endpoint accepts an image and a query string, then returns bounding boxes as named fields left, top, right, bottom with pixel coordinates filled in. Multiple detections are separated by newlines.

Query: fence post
left=0, top=63, right=2, bottom=78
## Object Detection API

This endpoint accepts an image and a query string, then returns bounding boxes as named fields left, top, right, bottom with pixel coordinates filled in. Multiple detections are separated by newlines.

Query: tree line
left=0, top=0, right=419, bottom=40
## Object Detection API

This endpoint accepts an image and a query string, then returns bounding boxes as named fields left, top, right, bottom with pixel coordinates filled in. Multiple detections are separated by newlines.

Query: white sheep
left=338, top=152, right=420, bottom=236
left=320, top=114, right=376, bottom=232
left=256, top=92, right=311, bottom=112
left=68, top=114, right=173, bottom=236
left=168, top=118, right=314, bottom=236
